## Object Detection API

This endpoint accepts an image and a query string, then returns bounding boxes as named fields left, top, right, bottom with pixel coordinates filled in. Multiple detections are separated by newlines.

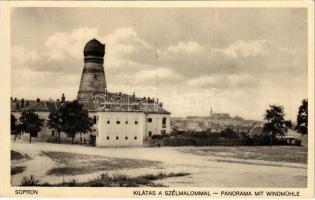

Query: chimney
left=26, top=101, right=29, bottom=107
left=10, top=97, right=13, bottom=101
left=61, top=94, right=65, bottom=102
left=16, top=102, right=20, bottom=109
left=37, top=98, right=40, bottom=103
left=21, top=98, right=25, bottom=107
left=14, top=98, right=17, bottom=102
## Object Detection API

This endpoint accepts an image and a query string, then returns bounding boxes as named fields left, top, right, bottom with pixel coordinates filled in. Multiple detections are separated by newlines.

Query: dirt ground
left=11, top=141, right=307, bottom=187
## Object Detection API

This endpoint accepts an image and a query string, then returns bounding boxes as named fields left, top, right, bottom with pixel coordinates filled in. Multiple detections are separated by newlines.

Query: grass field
left=20, top=172, right=190, bottom=187
left=178, top=146, right=307, bottom=164
left=41, top=151, right=161, bottom=176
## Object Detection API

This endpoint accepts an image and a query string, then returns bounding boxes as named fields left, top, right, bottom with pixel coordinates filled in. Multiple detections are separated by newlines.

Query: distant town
left=171, top=107, right=263, bottom=133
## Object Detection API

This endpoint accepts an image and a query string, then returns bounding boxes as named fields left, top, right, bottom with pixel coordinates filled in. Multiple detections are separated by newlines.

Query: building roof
left=248, top=126, right=264, bottom=137
left=11, top=97, right=171, bottom=115
left=284, top=129, right=302, bottom=139
left=12, top=100, right=66, bottom=112
left=11, top=99, right=38, bottom=112
left=83, top=39, right=105, bottom=57
left=83, top=100, right=170, bottom=114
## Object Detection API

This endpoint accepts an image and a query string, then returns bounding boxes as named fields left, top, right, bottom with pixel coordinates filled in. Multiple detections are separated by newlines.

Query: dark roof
left=84, top=39, right=105, bottom=57
left=11, top=98, right=171, bottom=115
left=11, top=99, right=37, bottom=112
left=12, top=100, right=66, bottom=112
left=83, top=100, right=170, bottom=114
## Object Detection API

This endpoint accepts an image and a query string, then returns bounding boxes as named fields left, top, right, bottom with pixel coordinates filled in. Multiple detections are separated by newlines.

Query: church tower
left=77, top=39, right=107, bottom=104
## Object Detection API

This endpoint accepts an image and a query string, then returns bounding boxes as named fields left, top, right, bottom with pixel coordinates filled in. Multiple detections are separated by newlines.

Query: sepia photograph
left=0, top=1, right=314, bottom=198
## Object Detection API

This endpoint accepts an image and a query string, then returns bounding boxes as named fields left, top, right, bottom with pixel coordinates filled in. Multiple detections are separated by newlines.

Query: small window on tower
left=94, top=74, right=97, bottom=78
left=125, top=136, right=128, bottom=140
left=116, top=136, right=119, bottom=140
left=148, top=118, right=152, bottom=122
left=107, top=136, right=109, bottom=140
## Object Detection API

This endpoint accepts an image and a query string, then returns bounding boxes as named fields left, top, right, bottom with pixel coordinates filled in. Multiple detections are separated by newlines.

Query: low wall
left=147, top=137, right=249, bottom=147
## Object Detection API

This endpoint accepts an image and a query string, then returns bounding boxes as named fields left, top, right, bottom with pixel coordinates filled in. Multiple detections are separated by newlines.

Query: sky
left=11, top=7, right=308, bottom=121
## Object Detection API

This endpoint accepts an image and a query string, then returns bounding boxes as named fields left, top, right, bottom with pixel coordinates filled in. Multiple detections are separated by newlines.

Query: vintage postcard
left=0, top=0, right=314, bottom=198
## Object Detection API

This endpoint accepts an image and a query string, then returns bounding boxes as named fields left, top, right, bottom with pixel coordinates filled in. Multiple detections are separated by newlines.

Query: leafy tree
left=296, top=99, right=308, bottom=134
left=284, top=120, right=292, bottom=129
left=19, top=111, right=44, bottom=143
left=60, top=100, right=93, bottom=144
left=11, top=114, right=17, bottom=132
left=47, top=111, right=63, bottom=144
left=263, top=105, right=288, bottom=146
left=221, top=127, right=239, bottom=139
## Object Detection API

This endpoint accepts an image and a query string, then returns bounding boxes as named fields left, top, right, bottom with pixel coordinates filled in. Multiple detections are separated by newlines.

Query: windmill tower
left=77, top=39, right=107, bottom=104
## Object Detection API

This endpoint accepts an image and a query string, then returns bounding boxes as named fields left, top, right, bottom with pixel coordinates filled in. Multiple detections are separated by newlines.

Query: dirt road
left=11, top=141, right=307, bottom=187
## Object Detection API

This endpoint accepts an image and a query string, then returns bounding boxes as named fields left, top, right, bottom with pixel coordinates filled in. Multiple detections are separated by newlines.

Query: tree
left=47, top=111, right=63, bottom=144
left=11, top=114, right=17, bottom=132
left=296, top=99, right=308, bottom=134
left=19, top=111, right=44, bottom=143
left=284, top=120, right=292, bottom=129
left=263, top=105, right=288, bottom=146
left=60, top=100, right=93, bottom=144
left=221, top=127, right=239, bottom=139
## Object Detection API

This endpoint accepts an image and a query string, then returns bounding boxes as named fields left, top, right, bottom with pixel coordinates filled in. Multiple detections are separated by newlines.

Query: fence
left=147, top=136, right=249, bottom=147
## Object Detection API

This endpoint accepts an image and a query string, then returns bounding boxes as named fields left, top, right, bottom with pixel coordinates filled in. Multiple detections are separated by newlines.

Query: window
left=134, top=136, right=137, bottom=140
left=94, top=74, right=97, bottom=78
left=107, top=136, right=110, bottom=140
left=116, top=121, right=120, bottom=124
left=135, top=120, right=138, bottom=125
left=148, top=118, right=152, bottom=122
left=148, top=131, right=152, bottom=137
left=107, top=120, right=110, bottom=124
left=93, top=116, right=97, bottom=124
left=51, top=130, right=55, bottom=137
left=116, top=136, right=119, bottom=140
left=125, top=121, right=128, bottom=124
left=125, top=136, right=128, bottom=140
left=162, top=117, right=167, bottom=128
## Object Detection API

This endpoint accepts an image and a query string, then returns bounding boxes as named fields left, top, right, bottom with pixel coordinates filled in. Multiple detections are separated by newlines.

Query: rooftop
left=11, top=91, right=170, bottom=115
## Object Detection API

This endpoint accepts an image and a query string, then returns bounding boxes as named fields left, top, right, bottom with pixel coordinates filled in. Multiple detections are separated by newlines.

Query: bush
left=20, top=175, right=40, bottom=186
